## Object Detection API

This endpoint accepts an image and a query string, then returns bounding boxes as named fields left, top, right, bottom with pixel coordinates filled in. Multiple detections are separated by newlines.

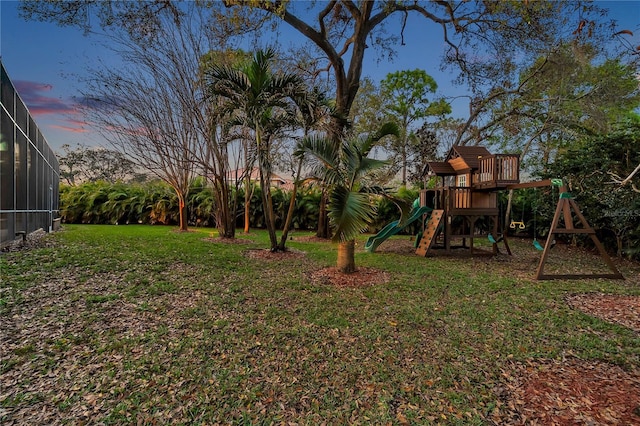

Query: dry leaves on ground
left=495, top=357, right=640, bottom=425
left=243, top=247, right=391, bottom=287
left=243, top=248, right=306, bottom=260
left=4, top=231, right=640, bottom=425
left=307, top=267, right=391, bottom=288
left=567, top=293, right=640, bottom=333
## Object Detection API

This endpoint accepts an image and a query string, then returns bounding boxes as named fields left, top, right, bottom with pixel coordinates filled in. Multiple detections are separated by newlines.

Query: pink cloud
left=50, top=124, right=89, bottom=134
left=13, top=80, right=89, bottom=134
left=13, top=80, right=78, bottom=116
left=64, top=117, right=90, bottom=128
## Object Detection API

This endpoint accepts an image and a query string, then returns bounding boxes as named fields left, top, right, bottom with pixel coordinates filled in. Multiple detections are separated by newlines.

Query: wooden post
left=535, top=186, right=623, bottom=280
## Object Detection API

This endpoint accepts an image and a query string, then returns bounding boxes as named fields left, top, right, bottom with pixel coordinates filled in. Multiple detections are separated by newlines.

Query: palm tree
left=277, top=87, right=332, bottom=251
left=296, top=122, right=400, bottom=273
left=206, top=48, right=310, bottom=251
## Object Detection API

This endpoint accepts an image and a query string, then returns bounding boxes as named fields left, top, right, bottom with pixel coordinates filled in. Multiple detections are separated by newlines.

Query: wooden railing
left=475, top=154, right=519, bottom=186
left=448, top=187, right=472, bottom=210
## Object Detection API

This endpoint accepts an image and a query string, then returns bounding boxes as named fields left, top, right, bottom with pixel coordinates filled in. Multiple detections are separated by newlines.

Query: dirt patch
left=244, top=248, right=306, bottom=260
left=307, top=267, right=391, bottom=288
left=496, top=358, right=640, bottom=425
left=372, top=237, right=418, bottom=255
left=567, top=293, right=640, bottom=333
left=1, top=229, right=52, bottom=253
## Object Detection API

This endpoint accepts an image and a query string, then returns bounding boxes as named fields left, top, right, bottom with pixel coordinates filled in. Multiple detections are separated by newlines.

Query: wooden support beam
left=535, top=193, right=624, bottom=280
left=551, top=228, right=595, bottom=234
left=506, top=179, right=553, bottom=190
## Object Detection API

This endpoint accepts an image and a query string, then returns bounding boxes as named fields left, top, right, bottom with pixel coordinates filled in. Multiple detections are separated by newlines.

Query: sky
left=1, top=0, right=639, bottom=154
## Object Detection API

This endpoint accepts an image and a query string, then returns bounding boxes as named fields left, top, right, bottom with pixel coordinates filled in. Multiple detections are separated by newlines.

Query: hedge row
left=60, top=179, right=420, bottom=233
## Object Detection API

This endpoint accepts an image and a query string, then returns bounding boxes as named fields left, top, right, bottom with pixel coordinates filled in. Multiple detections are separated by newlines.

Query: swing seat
left=533, top=239, right=544, bottom=251
left=488, top=233, right=503, bottom=244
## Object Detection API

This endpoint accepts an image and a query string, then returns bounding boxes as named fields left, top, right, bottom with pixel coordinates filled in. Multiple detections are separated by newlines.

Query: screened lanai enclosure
left=1, top=61, right=60, bottom=248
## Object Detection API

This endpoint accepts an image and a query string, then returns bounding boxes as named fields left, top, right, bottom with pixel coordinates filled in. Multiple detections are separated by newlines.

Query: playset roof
left=424, top=161, right=456, bottom=176
left=445, top=146, right=492, bottom=170
left=423, top=145, right=494, bottom=177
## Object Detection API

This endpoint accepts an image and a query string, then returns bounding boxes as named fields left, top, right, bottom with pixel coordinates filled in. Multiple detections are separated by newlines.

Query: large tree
left=379, top=69, right=450, bottom=186
left=57, top=144, right=141, bottom=185
left=218, top=2, right=611, bottom=136
left=206, top=48, right=311, bottom=251
left=353, top=69, right=451, bottom=186
left=478, top=43, right=640, bottom=170
left=78, top=16, right=201, bottom=232
left=22, top=1, right=622, bottom=152
left=23, top=2, right=251, bottom=235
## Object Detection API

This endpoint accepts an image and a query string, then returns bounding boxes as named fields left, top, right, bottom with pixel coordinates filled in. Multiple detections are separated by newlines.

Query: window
left=456, top=174, right=467, bottom=187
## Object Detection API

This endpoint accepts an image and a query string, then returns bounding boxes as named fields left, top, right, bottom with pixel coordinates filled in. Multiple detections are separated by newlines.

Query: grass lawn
left=1, top=225, right=639, bottom=425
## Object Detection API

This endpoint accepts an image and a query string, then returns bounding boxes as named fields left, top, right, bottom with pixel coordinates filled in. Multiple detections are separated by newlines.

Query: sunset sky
left=1, top=1, right=638, bottom=153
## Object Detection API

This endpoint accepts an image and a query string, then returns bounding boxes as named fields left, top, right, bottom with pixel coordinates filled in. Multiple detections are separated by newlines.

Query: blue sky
left=1, top=1, right=639, bottom=153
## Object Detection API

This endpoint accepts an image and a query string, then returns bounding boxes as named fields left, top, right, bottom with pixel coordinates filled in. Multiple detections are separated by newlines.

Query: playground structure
left=369, top=145, right=623, bottom=280
left=415, top=145, right=519, bottom=257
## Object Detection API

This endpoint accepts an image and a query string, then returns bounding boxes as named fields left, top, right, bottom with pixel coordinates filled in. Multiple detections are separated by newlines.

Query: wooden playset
left=411, top=145, right=623, bottom=280
left=416, top=145, right=519, bottom=256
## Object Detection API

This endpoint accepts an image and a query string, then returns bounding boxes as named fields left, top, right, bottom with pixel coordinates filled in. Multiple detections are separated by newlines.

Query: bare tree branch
left=609, top=163, right=640, bottom=192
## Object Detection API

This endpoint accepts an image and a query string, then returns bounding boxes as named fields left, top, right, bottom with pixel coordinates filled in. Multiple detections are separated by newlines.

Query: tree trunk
left=316, top=191, right=330, bottom=239
left=337, top=240, right=356, bottom=273
left=255, top=129, right=279, bottom=250
left=244, top=176, right=251, bottom=233
left=258, top=158, right=278, bottom=250
left=278, top=158, right=303, bottom=251
left=221, top=185, right=236, bottom=238
left=177, top=191, right=188, bottom=232
left=261, top=182, right=278, bottom=250
left=212, top=177, right=235, bottom=239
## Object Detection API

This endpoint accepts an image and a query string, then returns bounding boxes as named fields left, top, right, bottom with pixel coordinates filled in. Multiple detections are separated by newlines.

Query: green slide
left=365, top=205, right=433, bottom=253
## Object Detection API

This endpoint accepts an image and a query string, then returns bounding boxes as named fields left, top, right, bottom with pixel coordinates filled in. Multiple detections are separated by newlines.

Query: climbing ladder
left=415, top=210, right=444, bottom=257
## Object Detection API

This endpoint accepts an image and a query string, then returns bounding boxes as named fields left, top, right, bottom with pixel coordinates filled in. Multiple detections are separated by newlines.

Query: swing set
left=415, top=146, right=622, bottom=280
left=504, top=179, right=623, bottom=280
left=504, top=188, right=544, bottom=250
left=509, top=197, right=526, bottom=230
left=488, top=185, right=550, bottom=252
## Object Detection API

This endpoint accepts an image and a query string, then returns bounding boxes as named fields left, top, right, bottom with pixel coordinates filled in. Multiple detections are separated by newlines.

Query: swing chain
left=509, top=194, right=527, bottom=230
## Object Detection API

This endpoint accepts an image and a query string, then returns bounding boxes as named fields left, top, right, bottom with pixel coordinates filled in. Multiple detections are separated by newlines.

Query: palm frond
left=360, top=121, right=399, bottom=157
left=386, top=195, right=414, bottom=228
left=350, top=157, right=389, bottom=186
left=207, top=66, right=250, bottom=98
left=329, top=186, right=376, bottom=242
left=295, top=134, right=339, bottom=170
